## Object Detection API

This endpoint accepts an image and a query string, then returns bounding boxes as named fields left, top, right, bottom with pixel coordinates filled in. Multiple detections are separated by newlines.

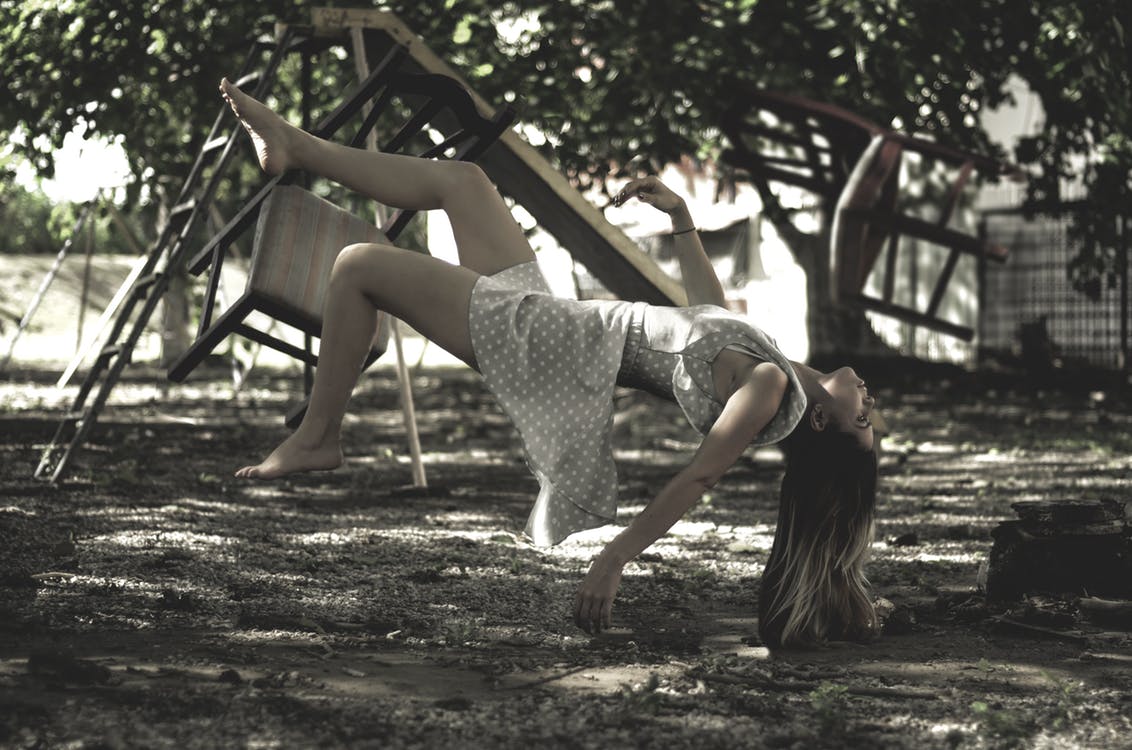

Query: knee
left=440, top=161, right=492, bottom=204
left=330, top=242, right=391, bottom=284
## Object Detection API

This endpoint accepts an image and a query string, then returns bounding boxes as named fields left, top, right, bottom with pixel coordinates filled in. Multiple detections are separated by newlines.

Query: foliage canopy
left=2, top=0, right=1129, bottom=292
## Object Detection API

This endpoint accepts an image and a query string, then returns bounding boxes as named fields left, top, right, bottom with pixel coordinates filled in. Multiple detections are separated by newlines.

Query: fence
left=979, top=205, right=1129, bottom=372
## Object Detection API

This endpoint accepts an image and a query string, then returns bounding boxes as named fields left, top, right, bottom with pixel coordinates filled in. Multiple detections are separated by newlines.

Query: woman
left=220, top=78, right=879, bottom=647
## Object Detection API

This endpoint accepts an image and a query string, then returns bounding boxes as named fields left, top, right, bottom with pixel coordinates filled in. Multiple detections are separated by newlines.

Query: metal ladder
left=34, top=28, right=301, bottom=483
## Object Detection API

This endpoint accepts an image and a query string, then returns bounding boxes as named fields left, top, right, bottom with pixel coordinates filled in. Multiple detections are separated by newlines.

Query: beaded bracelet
left=671, top=227, right=697, bottom=236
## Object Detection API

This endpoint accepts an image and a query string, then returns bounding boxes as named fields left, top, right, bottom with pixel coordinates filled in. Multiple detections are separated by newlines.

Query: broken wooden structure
left=984, top=499, right=1131, bottom=601
left=721, top=88, right=1016, bottom=341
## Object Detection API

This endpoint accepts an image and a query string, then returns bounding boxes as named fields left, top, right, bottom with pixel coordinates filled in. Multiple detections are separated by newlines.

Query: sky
left=14, top=128, right=131, bottom=204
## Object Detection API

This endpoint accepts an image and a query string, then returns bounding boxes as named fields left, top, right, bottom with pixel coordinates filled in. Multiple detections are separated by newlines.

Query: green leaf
left=453, top=17, right=472, bottom=45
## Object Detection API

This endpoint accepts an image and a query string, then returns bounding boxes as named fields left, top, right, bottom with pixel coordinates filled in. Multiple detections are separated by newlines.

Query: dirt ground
left=2, top=362, right=1131, bottom=749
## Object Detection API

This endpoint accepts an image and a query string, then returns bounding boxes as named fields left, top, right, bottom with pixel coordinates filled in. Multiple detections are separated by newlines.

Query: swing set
left=722, top=88, right=1018, bottom=341
left=33, top=8, right=681, bottom=484
left=29, top=10, right=1019, bottom=484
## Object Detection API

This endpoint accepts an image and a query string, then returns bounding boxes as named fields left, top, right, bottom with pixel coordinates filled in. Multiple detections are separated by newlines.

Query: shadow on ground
left=2, top=365, right=1131, bottom=748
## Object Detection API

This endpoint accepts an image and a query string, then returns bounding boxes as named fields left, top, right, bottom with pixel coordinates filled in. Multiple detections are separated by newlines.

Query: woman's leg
left=235, top=242, right=481, bottom=479
left=220, top=79, right=536, bottom=276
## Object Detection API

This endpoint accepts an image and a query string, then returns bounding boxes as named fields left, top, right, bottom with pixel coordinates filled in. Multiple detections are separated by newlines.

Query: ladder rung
left=96, top=345, right=123, bottom=366
left=202, top=136, right=228, bottom=154
left=171, top=200, right=196, bottom=217
left=234, top=72, right=261, bottom=88
left=166, top=200, right=197, bottom=231
left=135, top=272, right=162, bottom=293
left=64, top=409, right=87, bottom=424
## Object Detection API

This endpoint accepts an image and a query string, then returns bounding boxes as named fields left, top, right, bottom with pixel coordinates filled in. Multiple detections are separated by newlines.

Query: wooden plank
left=309, top=8, right=684, bottom=306
left=1012, top=499, right=1126, bottom=524
left=851, top=293, right=974, bottom=341
left=1078, top=597, right=1132, bottom=628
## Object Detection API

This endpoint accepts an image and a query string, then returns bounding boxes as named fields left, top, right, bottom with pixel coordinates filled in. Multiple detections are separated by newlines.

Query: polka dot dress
left=468, top=262, right=807, bottom=546
left=469, top=262, right=644, bottom=546
left=623, top=304, right=809, bottom=439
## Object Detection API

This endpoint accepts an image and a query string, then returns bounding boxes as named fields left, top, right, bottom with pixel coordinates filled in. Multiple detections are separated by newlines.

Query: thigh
left=441, top=163, right=536, bottom=276
left=334, top=242, right=482, bottom=369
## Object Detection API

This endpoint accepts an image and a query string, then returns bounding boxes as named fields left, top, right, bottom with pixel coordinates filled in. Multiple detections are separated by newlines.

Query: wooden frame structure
left=721, top=88, right=885, bottom=205
left=831, top=133, right=1010, bottom=340
left=722, top=88, right=1015, bottom=340
left=308, top=7, right=685, bottom=306
left=37, top=31, right=303, bottom=483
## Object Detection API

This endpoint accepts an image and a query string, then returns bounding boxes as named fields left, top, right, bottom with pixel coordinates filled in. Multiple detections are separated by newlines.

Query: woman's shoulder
left=685, top=305, right=782, bottom=349
left=687, top=303, right=754, bottom=326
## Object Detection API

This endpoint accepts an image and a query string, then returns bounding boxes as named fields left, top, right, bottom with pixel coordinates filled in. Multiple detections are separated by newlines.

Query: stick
left=1, top=199, right=98, bottom=372
left=56, top=256, right=148, bottom=389
left=77, top=207, right=96, bottom=353
left=698, top=670, right=939, bottom=700
left=501, top=665, right=590, bottom=691
left=990, top=615, right=1090, bottom=644
left=350, top=26, right=427, bottom=488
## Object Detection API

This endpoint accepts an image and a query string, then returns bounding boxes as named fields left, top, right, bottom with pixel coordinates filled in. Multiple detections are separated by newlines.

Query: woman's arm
left=573, top=362, right=788, bottom=633
left=615, top=177, right=727, bottom=308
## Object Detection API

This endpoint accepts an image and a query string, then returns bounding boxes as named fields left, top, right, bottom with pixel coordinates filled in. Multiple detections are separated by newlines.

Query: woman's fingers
left=573, top=592, right=588, bottom=631
left=614, top=177, right=656, bottom=206
left=573, top=593, right=610, bottom=634
left=574, top=594, right=595, bottom=633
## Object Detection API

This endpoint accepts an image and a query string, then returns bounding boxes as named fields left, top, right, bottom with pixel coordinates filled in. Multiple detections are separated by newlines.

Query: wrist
left=598, top=542, right=631, bottom=569
left=669, top=203, right=694, bottom=233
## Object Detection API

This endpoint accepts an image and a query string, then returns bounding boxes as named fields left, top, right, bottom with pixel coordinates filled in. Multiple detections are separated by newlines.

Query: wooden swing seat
left=167, top=186, right=391, bottom=383
left=166, top=57, right=516, bottom=386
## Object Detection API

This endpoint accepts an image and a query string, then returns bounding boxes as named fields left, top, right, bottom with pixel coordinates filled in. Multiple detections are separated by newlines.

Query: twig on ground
left=990, top=615, right=1090, bottom=644
left=500, top=664, right=590, bottom=691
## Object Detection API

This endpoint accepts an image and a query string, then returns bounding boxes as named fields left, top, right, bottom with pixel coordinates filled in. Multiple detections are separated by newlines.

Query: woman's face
left=818, top=366, right=876, bottom=450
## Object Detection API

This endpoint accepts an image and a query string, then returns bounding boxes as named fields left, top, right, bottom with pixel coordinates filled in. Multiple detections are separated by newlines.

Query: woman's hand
left=573, top=552, right=624, bottom=634
left=613, top=176, right=685, bottom=215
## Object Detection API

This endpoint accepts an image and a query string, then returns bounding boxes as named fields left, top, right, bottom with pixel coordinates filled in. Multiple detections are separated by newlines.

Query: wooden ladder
left=34, top=29, right=301, bottom=483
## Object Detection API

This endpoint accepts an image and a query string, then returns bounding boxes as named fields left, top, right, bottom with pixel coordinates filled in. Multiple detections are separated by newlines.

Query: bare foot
left=219, top=77, right=302, bottom=176
left=234, top=432, right=343, bottom=480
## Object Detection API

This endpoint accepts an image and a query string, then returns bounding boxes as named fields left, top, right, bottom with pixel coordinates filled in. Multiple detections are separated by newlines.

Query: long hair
left=758, top=418, right=879, bottom=647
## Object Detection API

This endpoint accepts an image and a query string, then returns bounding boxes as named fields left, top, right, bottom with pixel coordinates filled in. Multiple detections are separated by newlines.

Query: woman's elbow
left=685, top=468, right=722, bottom=491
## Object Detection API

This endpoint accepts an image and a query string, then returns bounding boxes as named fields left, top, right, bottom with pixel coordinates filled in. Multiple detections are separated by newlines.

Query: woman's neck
left=789, top=361, right=822, bottom=379
left=789, top=361, right=828, bottom=404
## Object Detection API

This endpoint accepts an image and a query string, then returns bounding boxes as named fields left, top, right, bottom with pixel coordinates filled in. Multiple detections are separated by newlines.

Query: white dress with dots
left=468, top=261, right=806, bottom=546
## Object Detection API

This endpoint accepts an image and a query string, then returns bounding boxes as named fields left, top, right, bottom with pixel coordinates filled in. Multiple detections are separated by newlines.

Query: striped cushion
left=249, top=185, right=387, bottom=322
